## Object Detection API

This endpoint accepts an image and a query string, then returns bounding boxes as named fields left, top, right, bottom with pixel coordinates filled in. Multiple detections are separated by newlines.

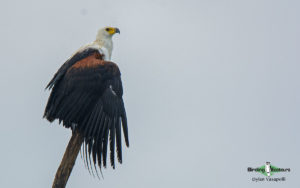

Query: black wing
left=45, top=48, right=101, bottom=90
left=44, top=49, right=129, bottom=171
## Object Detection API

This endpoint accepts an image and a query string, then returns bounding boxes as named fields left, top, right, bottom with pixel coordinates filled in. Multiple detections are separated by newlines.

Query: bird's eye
left=106, top=28, right=110, bottom=31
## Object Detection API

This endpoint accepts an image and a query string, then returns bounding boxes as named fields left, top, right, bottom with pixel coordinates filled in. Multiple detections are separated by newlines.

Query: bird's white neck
left=94, top=37, right=113, bottom=60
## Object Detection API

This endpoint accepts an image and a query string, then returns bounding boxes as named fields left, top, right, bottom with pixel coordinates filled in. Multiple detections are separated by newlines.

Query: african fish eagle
left=44, top=27, right=129, bottom=176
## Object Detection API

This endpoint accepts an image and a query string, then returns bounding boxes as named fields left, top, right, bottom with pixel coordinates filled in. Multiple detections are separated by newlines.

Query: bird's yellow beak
left=106, top=27, right=120, bottom=35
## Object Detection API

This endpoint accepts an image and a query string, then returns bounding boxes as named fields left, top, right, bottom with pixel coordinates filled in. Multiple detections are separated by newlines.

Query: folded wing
left=44, top=48, right=129, bottom=170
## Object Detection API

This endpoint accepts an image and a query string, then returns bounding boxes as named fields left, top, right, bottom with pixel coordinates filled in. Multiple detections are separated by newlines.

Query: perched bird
left=44, top=27, right=129, bottom=180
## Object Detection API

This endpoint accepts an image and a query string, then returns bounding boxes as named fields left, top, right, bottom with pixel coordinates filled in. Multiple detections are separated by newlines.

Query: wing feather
left=121, top=110, right=129, bottom=147
left=102, top=117, right=110, bottom=168
left=109, top=119, right=116, bottom=169
left=115, top=117, right=122, bottom=163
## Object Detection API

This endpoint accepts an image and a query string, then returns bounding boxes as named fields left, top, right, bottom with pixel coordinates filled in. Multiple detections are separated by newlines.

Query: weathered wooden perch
left=52, top=131, right=83, bottom=188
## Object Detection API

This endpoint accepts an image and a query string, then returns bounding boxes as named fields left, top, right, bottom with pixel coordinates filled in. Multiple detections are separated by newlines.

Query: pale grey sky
left=0, top=0, right=299, bottom=187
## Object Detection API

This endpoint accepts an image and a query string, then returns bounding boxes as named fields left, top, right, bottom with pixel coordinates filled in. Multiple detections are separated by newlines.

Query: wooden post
left=52, top=131, right=83, bottom=188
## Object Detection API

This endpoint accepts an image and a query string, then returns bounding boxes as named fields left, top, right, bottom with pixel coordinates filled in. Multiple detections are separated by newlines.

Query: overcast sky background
left=0, top=0, right=299, bottom=187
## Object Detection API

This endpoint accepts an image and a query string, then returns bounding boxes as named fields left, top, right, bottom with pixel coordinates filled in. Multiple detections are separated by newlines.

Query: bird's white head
left=95, top=27, right=120, bottom=60
left=96, top=27, right=120, bottom=39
